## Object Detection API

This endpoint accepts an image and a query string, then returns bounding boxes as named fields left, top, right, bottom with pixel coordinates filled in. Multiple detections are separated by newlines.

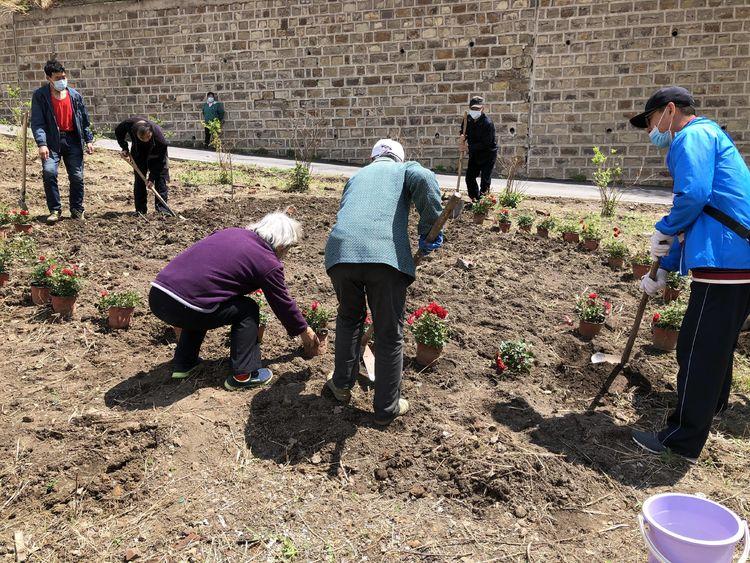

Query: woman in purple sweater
left=149, top=212, right=319, bottom=390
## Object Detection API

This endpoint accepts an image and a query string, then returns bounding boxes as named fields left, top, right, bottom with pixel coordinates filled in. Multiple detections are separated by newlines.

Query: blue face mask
left=207, top=96, right=214, bottom=103
left=649, top=109, right=674, bottom=149
left=52, top=78, right=67, bottom=92
left=469, top=109, right=482, bottom=120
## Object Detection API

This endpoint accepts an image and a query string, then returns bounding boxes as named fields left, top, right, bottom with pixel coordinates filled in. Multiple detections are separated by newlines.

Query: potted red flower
left=495, top=340, right=534, bottom=376
left=98, top=290, right=141, bottom=329
left=408, top=301, right=450, bottom=366
left=517, top=214, right=533, bottom=234
left=301, top=300, right=332, bottom=358
left=558, top=220, right=580, bottom=243
left=604, top=228, right=628, bottom=269
left=470, top=194, right=496, bottom=225
left=251, top=289, right=270, bottom=343
left=29, top=255, right=56, bottom=305
left=0, top=207, right=12, bottom=239
left=12, top=209, right=32, bottom=234
left=48, top=263, right=83, bottom=317
left=574, top=291, right=611, bottom=340
left=497, top=209, right=512, bottom=233
left=537, top=217, right=556, bottom=239
left=0, top=246, right=11, bottom=287
left=580, top=222, right=602, bottom=251
left=631, top=251, right=651, bottom=279
left=664, top=272, right=686, bottom=303
left=652, top=301, right=686, bottom=351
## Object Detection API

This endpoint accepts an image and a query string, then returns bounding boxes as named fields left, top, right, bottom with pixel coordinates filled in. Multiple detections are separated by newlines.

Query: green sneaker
left=172, top=360, right=202, bottom=380
left=46, top=211, right=61, bottom=224
left=224, top=369, right=274, bottom=391
left=70, top=209, right=85, bottom=220
left=374, top=398, right=410, bottom=426
left=325, top=372, right=351, bottom=403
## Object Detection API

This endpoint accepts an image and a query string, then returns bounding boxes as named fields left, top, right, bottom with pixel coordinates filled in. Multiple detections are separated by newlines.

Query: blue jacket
left=30, top=85, right=94, bottom=154
left=657, top=117, right=750, bottom=274
left=324, top=158, right=443, bottom=278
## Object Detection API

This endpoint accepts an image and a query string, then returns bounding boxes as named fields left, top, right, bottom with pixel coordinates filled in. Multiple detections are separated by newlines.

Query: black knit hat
left=630, top=86, right=695, bottom=128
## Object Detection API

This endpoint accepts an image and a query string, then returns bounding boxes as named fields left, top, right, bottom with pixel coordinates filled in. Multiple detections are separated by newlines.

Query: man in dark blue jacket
left=30, top=59, right=94, bottom=224
left=629, top=86, right=750, bottom=462
left=459, top=96, right=498, bottom=201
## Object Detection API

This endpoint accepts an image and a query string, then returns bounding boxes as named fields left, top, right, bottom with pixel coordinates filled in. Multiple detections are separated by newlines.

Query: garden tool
left=451, top=112, right=469, bottom=219
left=126, top=156, right=185, bottom=220
left=18, top=111, right=29, bottom=210
left=588, top=261, right=660, bottom=411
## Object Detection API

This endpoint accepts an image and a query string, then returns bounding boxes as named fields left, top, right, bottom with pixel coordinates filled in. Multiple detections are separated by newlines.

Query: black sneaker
left=70, top=209, right=85, bottom=220
left=631, top=429, right=697, bottom=464
left=224, top=368, right=273, bottom=391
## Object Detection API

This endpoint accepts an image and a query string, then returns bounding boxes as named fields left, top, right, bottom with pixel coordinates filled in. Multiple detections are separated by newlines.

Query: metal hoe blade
left=591, top=352, right=621, bottom=365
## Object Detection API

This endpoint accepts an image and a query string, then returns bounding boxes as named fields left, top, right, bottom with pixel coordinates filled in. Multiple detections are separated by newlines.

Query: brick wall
left=1, top=0, right=748, bottom=185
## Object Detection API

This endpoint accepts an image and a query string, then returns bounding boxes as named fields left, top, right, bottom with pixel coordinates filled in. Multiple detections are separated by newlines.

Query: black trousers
left=658, top=282, right=750, bottom=458
left=133, top=159, right=169, bottom=214
left=328, top=264, right=411, bottom=418
left=204, top=127, right=212, bottom=148
left=148, top=287, right=261, bottom=376
left=465, top=150, right=497, bottom=201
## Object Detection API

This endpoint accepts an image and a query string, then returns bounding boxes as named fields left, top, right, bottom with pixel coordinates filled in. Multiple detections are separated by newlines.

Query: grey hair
left=247, top=212, right=303, bottom=250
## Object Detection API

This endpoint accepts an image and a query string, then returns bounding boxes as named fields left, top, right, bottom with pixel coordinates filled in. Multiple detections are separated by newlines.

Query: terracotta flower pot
left=578, top=320, right=603, bottom=340
left=415, top=342, right=443, bottom=366
left=173, top=326, right=183, bottom=340
left=499, top=222, right=511, bottom=233
left=562, top=232, right=580, bottom=243
left=51, top=294, right=77, bottom=317
left=473, top=212, right=488, bottom=225
left=537, top=227, right=549, bottom=239
left=608, top=257, right=625, bottom=270
left=0, top=272, right=9, bottom=287
left=663, top=287, right=681, bottom=304
left=304, top=328, right=329, bottom=358
left=257, top=324, right=266, bottom=343
left=519, top=225, right=531, bottom=233
left=582, top=238, right=600, bottom=251
left=108, top=306, right=135, bottom=329
left=30, top=285, right=51, bottom=305
left=14, top=223, right=32, bottom=234
left=0, top=226, right=11, bottom=239
left=653, top=325, right=679, bottom=351
left=632, top=263, right=650, bottom=279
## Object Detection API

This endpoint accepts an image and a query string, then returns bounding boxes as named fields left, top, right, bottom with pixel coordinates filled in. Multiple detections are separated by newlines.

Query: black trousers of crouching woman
left=657, top=282, right=750, bottom=458
left=148, top=287, right=261, bottom=376
left=328, top=263, right=411, bottom=418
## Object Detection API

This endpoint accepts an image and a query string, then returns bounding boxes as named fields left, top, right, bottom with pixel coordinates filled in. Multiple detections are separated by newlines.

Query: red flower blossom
left=311, top=301, right=319, bottom=311
left=253, top=289, right=263, bottom=295
left=44, top=267, right=54, bottom=277
left=72, top=264, right=79, bottom=271
left=604, top=301, right=612, bottom=313
left=496, top=356, right=507, bottom=372
left=365, top=313, right=372, bottom=325
left=19, top=209, right=29, bottom=216
left=100, top=290, right=109, bottom=297
left=588, top=292, right=598, bottom=300
left=61, top=268, right=75, bottom=276
left=38, top=255, right=46, bottom=262
left=500, top=209, right=509, bottom=215
left=653, top=312, right=661, bottom=323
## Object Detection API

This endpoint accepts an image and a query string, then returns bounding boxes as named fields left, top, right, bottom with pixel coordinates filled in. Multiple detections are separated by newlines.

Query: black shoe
left=631, top=430, right=697, bottom=464
left=70, top=209, right=85, bottom=220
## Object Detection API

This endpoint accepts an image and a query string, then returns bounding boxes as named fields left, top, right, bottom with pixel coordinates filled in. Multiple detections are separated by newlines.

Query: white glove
left=650, top=231, right=674, bottom=260
left=640, top=268, right=668, bottom=296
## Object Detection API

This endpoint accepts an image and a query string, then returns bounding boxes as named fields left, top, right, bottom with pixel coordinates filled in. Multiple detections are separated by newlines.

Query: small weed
left=45, top=479, right=58, bottom=493
left=570, top=173, right=587, bottom=182
left=277, top=535, right=298, bottom=561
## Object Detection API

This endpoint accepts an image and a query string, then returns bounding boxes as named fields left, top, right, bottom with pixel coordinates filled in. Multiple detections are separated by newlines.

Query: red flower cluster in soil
left=38, top=255, right=46, bottom=262
left=407, top=302, right=448, bottom=325
left=100, top=290, right=109, bottom=297
left=19, top=210, right=29, bottom=216
left=253, top=289, right=263, bottom=296
left=311, top=301, right=319, bottom=311
left=44, top=264, right=56, bottom=277
left=500, top=209, right=509, bottom=215
left=653, top=312, right=661, bottom=323
left=496, top=355, right=508, bottom=373
left=589, top=292, right=598, bottom=299
left=613, top=227, right=621, bottom=238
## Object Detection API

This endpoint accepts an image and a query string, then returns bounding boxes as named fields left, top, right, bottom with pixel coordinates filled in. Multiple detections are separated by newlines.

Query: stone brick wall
left=1, top=0, right=748, bottom=185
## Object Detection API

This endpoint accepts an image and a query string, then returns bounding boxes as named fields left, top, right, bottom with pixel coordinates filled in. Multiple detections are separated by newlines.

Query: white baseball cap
left=371, top=139, right=405, bottom=162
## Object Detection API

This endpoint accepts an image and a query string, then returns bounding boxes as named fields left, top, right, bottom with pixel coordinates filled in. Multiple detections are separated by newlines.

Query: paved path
left=1, top=125, right=673, bottom=205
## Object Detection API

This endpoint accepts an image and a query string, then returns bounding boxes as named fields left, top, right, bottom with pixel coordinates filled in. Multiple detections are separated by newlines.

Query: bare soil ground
left=1, top=138, right=749, bottom=561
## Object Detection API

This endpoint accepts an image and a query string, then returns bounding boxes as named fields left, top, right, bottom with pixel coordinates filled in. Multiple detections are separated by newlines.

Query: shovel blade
left=591, top=352, right=620, bottom=365
left=451, top=198, right=464, bottom=219
left=362, top=345, right=376, bottom=382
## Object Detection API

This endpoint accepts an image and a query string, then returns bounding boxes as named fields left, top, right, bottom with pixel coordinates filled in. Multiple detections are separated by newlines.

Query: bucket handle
left=640, top=514, right=750, bottom=563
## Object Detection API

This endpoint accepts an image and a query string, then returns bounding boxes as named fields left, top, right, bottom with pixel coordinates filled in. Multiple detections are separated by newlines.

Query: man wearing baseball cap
left=459, top=96, right=498, bottom=201
left=629, top=86, right=750, bottom=462
left=323, top=139, right=443, bottom=425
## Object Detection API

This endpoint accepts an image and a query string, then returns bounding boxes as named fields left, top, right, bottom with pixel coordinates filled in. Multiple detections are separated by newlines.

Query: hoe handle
left=619, top=261, right=661, bottom=367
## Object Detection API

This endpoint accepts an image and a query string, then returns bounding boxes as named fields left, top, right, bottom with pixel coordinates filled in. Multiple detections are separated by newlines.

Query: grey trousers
left=328, top=263, right=411, bottom=418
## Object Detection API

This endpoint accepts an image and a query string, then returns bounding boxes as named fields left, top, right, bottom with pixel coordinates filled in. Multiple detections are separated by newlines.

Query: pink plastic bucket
left=640, top=493, right=749, bottom=563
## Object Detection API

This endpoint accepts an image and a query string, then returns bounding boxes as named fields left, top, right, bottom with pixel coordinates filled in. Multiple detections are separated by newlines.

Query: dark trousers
left=133, top=160, right=169, bottom=214
left=148, top=287, right=261, bottom=376
left=465, top=150, right=497, bottom=201
left=42, top=132, right=84, bottom=213
left=204, top=127, right=212, bottom=149
left=329, top=264, right=411, bottom=418
left=658, top=282, right=750, bottom=458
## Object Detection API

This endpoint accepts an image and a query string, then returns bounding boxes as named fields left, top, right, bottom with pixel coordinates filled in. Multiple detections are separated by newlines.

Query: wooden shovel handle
left=619, top=261, right=660, bottom=366
left=413, top=194, right=461, bottom=266
left=126, top=156, right=179, bottom=218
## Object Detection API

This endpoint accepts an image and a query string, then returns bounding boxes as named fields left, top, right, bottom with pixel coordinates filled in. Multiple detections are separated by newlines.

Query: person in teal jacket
left=629, top=86, right=750, bottom=462
left=323, top=139, right=443, bottom=426
left=201, top=92, right=225, bottom=148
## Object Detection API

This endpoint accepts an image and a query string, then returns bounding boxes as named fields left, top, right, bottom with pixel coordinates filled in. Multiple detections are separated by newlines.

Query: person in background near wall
left=30, top=59, right=95, bottom=224
left=459, top=96, right=498, bottom=202
left=115, top=117, right=170, bottom=216
left=202, top=92, right=225, bottom=149
left=628, top=86, right=750, bottom=463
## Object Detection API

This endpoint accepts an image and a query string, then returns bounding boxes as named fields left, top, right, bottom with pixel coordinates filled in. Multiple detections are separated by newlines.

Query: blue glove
left=419, top=232, right=444, bottom=254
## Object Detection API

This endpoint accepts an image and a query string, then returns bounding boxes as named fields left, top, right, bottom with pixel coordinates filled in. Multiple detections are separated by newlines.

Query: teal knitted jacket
left=324, top=158, right=443, bottom=278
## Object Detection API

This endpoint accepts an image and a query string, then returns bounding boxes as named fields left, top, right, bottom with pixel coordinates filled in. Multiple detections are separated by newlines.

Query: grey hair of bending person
left=247, top=212, right=303, bottom=254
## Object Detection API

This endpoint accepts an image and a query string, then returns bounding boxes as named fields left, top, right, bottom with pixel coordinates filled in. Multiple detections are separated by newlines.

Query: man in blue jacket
left=324, top=139, right=443, bottom=426
left=629, top=86, right=750, bottom=462
left=30, top=59, right=95, bottom=224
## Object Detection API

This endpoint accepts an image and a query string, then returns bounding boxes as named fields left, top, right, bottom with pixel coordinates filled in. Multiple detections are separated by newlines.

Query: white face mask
left=469, top=109, right=482, bottom=120
left=207, top=96, right=215, bottom=103
left=52, top=78, right=67, bottom=92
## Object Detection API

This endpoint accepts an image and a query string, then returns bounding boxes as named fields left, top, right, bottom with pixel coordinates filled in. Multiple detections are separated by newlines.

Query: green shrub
left=287, top=162, right=312, bottom=192
left=495, top=340, right=534, bottom=374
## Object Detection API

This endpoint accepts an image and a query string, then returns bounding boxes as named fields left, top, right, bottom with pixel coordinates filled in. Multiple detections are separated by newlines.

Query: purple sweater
left=153, top=228, right=307, bottom=336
